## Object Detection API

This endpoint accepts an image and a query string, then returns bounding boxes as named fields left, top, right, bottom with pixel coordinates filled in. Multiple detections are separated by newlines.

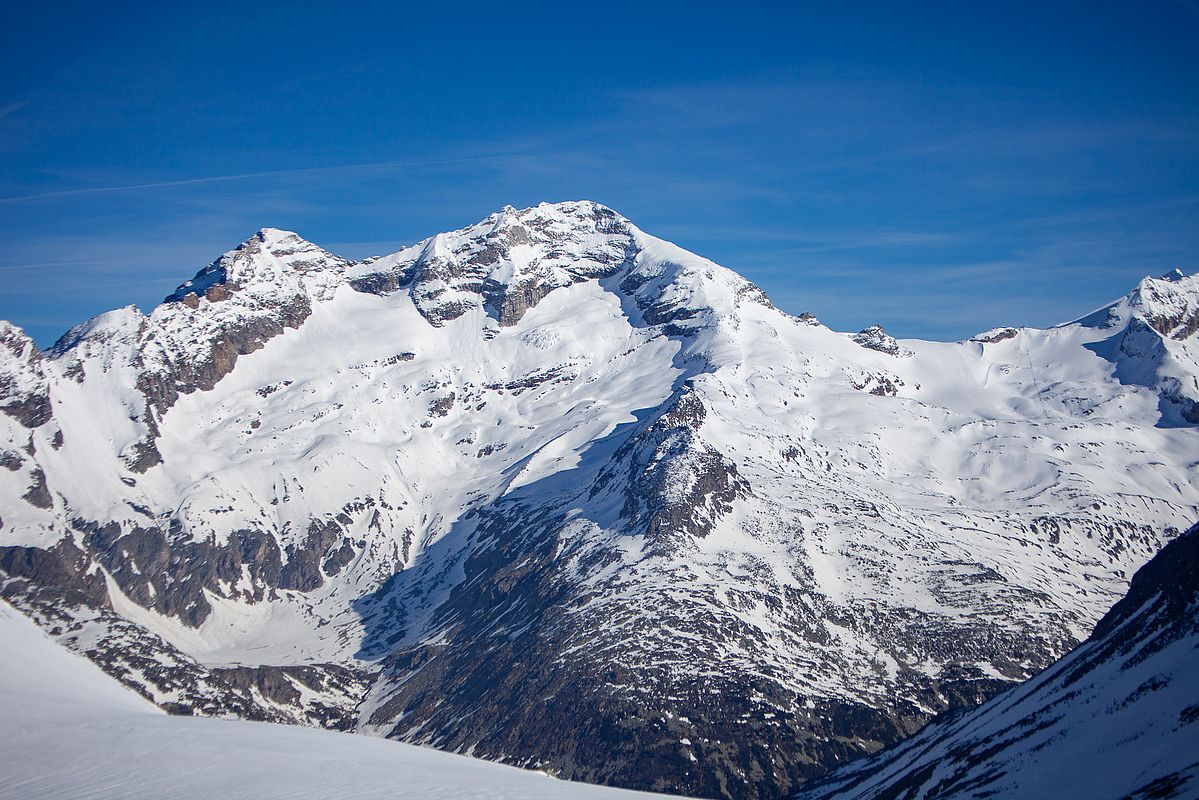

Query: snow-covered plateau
left=1, top=201, right=1197, bottom=799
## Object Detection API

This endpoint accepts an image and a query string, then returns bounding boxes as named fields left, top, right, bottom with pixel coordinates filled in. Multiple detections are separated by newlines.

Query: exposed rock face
left=796, top=521, right=1199, bottom=800
left=21, top=467, right=52, bottom=510
left=44, top=229, right=342, bottom=474
left=151, top=229, right=339, bottom=402
left=1135, top=270, right=1199, bottom=340
left=850, top=371, right=904, bottom=396
left=851, top=325, right=913, bottom=358
left=0, top=323, right=53, bottom=429
left=0, top=204, right=1197, bottom=800
left=66, top=512, right=364, bottom=628
left=0, top=535, right=372, bottom=728
left=351, top=201, right=639, bottom=327
left=206, top=664, right=370, bottom=730
left=2, top=582, right=370, bottom=727
left=0, top=540, right=109, bottom=610
left=601, top=384, right=749, bottom=548
left=971, top=326, right=1019, bottom=344
left=1077, top=270, right=1199, bottom=426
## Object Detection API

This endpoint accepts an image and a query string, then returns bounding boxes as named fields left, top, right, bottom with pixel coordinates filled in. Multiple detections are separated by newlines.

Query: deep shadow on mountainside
left=348, top=383, right=1018, bottom=800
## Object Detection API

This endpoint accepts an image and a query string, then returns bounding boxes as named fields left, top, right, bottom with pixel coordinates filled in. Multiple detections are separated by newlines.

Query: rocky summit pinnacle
left=348, top=200, right=646, bottom=327
left=1, top=203, right=1198, bottom=799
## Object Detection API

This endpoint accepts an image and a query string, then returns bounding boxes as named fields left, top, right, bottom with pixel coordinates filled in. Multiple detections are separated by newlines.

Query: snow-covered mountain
left=0, top=598, right=673, bottom=800
left=1, top=201, right=1197, bottom=799
left=794, top=521, right=1199, bottom=800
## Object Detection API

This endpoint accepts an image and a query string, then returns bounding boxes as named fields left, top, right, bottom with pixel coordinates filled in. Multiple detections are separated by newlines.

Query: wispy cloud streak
left=0, top=152, right=523, bottom=204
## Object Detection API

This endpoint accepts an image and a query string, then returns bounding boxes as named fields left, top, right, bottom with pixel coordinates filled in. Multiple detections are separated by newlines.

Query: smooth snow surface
left=0, top=600, right=676, bottom=800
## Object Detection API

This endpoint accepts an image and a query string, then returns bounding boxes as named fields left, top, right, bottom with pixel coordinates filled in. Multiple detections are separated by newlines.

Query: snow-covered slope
left=1071, top=267, right=1199, bottom=426
left=794, top=521, right=1199, bottom=800
left=1, top=201, right=1198, bottom=799
left=0, top=599, right=673, bottom=800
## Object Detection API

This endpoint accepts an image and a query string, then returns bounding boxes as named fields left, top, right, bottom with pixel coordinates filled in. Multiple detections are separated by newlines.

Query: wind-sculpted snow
left=1, top=201, right=1198, bottom=799
left=794, top=522, right=1199, bottom=800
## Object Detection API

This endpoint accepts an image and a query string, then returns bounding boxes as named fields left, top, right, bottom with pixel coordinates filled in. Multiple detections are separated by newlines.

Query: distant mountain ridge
left=1, top=201, right=1197, bottom=799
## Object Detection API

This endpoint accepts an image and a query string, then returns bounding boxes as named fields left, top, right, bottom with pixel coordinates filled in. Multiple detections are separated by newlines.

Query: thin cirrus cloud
left=0, top=99, right=30, bottom=120
left=0, top=152, right=530, bottom=204
left=0, top=68, right=1196, bottom=346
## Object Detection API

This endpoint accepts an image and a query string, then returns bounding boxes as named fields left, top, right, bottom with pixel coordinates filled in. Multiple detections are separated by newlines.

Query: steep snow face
left=1072, top=269, right=1199, bottom=425
left=0, top=600, right=675, bottom=800
left=795, top=522, right=1199, bottom=800
left=1, top=202, right=1198, bottom=799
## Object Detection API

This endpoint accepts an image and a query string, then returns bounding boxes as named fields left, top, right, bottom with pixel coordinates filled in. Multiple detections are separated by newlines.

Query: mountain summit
left=1071, top=267, right=1199, bottom=425
left=1, top=202, right=1198, bottom=799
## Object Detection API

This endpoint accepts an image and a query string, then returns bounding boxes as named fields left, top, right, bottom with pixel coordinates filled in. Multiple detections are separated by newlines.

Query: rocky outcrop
left=352, top=202, right=639, bottom=328
left=207, top=663, right=371, bottom=730
left=0, top=323, right=52, bottom=429
left=602, top=385, right=748, bottom=547
left=852, top=325, right=913, bottom=358
left=280, top=518, right=352, bottom=593
left=21, top=467, right=52, bottom=509
left=1079, top=271, right=1199, bottom=426
left=2, top=524, right=372, bottom=729
left=971, top=326, right=1018, bottom=344
left=67, top=515, right=357, bottom=627
left=1133, top=270, right=1199, bottom=341
left=850, top=372, right=905, bottom=396
left=0, top=540, right=110, bottom=610
left=162, top=293, right=312, bottom=397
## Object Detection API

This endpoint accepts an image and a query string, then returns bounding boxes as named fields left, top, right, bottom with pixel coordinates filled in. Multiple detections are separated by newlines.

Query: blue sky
left=2, top=1, right=1197, bottom=346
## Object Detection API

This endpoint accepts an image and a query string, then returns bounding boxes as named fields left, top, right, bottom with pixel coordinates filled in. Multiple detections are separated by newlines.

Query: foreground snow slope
left=795, top=522, right=1199, bottom=800
left=0, top=599, right=674, bottom=800
left=1, top=201, right=1198, bottom=798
